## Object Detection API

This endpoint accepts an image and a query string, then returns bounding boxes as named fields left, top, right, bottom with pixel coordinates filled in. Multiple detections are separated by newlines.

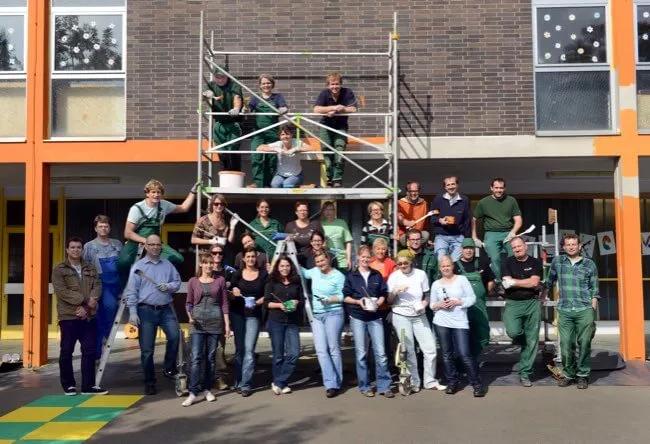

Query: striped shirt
left=546, top=255, right=599, bottom=312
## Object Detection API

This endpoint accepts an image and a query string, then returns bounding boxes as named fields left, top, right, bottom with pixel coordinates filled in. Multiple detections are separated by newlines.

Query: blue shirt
left=301, top=267, right=345, bottom=314
left=125, top=256, right=182, bottom=308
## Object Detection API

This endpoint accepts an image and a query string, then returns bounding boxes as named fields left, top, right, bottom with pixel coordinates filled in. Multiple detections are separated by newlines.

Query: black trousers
left=59, top=318, right=97, bottom=391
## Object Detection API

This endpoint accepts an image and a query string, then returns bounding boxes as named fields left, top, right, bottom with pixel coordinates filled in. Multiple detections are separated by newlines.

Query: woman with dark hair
left=183, top=254, right=230, bottom=406
left=230, top=246, right=267, bottom=397
left=298, top=230, right=339, bottom=270
left=191, top=194, right=238, bottom=253
left=285, top=201, right=323, bottom=250
left=248, top=199, right=283, bottom=258
left=265, top=255, right=303, bottom=395
left=301, top=250, right=346, bottom=398
left=234, top=232, right=269, bottom=271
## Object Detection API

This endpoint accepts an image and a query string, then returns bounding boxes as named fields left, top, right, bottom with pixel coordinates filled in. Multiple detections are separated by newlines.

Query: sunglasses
left=397, top=261, right=411, bottom=266
left=213, top=202, right=225, bottom=207
left=211, top=251, right=224, bottom=255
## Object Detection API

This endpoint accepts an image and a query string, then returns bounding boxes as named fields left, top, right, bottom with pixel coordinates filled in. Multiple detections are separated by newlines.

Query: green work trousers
left=250, top=130, right=278, bottom=187
left=484, top=231, right=512, bottom=281
left=214, top=121, right=242, bottom=171
left=558, top=308, right=596, bottom=379
left=503, top=298, right=541, bottom=378
left=319, top=128, right=346, bottom=184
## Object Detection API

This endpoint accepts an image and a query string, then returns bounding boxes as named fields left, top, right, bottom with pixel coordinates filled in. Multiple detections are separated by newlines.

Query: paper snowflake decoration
left=555, top=25, right=562, bottom=31
left=554, top=42, right=561, bottom=49
left=9, top=59, right=14, bottom=65
left=544, top=14, right=551, bottom=21
left=544, top=53, right=551, bottom=59
left=73, top=46, right=80, bottom=53
left=83, top=58, right=89, bottom=64
left=594, top=12, right=600, bottom=19
left=108, top=59, right=114, bottom=66
left=7, top=27, right=14, bottom=34
left=644, top=33, right=649, bottom=40
left=544, top=31, right=551, bottom=38
left=570, top=33, right=577, bottom=40
left=109, top=23, right=116, bottom=29
left=587, top=26, right=593, bottom=33
left=59, top=61, right=66, bottom=67
left=90, top=21, right=96, bottom=27
left=111, top=38, right=117, bottom=44
left=560, top=54, right=566, bottom=61
left=72, top=25, right=78, bottom=30
left=568, top=14, right=575, bottom=21
left=592, top=56, right=598, bottom=62
left=83, top=33, right=90, bottom=39
left=93, top=43, right=100, bottom=50
left=645, top=11, right=650, bottom=19
left=577, top=48, right=584, bottom=54
left=61, top=36, right=68, bottom=43
left=7, top=44, right=13, bottom=50
left=593, top=41, right=600, bottom=48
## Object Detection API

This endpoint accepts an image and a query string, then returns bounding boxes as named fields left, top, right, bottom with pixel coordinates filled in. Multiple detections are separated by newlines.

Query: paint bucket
left=219, top=170, right=245, bottom=188
left=283, top=300, right=297, bottom=312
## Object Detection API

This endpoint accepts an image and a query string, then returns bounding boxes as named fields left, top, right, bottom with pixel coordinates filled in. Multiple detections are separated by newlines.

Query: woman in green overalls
left=454, top=238, right=493, bottom=357
left=249, top=74, right=289, bottom=188
left=118, top=179, right=197, bottom=286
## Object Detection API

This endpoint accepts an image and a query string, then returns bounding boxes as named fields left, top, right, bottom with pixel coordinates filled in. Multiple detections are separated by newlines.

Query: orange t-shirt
left=397, top=197, right=429, bottom=236
left=369, top=257, right=396, bottom=281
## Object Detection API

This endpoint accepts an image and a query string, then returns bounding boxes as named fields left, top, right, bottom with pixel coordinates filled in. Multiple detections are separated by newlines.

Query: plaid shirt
left=546, top=255, right=600, bottom=311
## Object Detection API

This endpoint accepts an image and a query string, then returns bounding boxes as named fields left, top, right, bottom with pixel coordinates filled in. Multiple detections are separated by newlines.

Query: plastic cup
left=362, top=297, right=378, bottom=312
left=244, top=296, right=256, bottom=309
left=283, top=300, right=297, bottom=312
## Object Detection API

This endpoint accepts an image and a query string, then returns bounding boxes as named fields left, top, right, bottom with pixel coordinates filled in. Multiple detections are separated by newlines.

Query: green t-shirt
left=208, top=80, right=242, bottom=123
left=474, top=195, right=521, bottom=232
left=322, top=218, right=353, bottom=268
left=249, top=217, right=283, bottom=258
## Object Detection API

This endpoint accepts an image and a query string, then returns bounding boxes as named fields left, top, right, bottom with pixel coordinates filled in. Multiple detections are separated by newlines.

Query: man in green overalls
left=203, top=73, right=243, bottom=171
left=249, top=74, right=288, bottom=187
left=454, top=238, right=494, bottom=357
left=117, top=179, right=197, bottom=286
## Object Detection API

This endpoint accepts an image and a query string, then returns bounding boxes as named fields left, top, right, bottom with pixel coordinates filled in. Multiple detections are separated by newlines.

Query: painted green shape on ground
left=53, top=407, right=124, bottom=422
left=27, top=395, right=91, bottom=408
left=0, top=422, right=44, bottom=440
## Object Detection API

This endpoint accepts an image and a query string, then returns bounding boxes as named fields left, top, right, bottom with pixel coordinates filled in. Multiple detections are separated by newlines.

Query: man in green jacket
left=398, top=228, right=438, bottom=283
left=546, top=234, right=599, bottom=389
left=472, top=177, right=522, bottom=281
left=52, top=237, right=107, bottom=396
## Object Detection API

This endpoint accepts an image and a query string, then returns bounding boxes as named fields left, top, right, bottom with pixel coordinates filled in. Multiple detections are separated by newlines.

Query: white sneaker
left=281, top=386, right=292, bottom=394
left=204, top=390, right=216, bottom=402
left=271, top=383, right=282, bottom=395
left=411, top=386, right=421, bottom=393
left=425, top=381, right=447, bottom=391
left=182, top=393, right=197, bottom=407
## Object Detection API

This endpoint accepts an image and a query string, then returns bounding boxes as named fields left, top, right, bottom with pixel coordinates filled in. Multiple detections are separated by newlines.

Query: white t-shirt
left=429, top=275, right=476, bottom=329
left=387, top=268, right=429, bottom=317
left=126, top=199, right=176, bottom=227
left=269, top=140, right=303, bottom=177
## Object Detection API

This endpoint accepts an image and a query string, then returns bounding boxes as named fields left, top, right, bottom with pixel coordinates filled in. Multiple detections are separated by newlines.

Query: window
left=533, top=1, right=613, bottom=134
left=50, top=0, right=126, bottom=138
left=0, top=0, right=26, bottom=139
left=637, top=3, right=650, bottom=130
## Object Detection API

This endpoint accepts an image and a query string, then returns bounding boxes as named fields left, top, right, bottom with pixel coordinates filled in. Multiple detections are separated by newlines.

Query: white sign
left=597, top=231, right=616, bottom=255
left=642, top=232, right=650, bottom=256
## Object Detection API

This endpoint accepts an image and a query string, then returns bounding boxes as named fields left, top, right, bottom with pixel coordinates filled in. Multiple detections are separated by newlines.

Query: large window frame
left=0, top=3, right=27, bottom=141
left=635, top=1, right=650, bottom=133
left=49, top=3, right=127, bottom=140
left=532, top=0, right=617, bottom=136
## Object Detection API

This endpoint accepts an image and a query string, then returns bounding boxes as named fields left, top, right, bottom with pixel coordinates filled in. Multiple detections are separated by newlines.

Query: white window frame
left=0, top=5, right=28, bottom=142
left=634, top=1, right=650, bottom=133
left=532, top=0, right=617, bottom=136
left=49, top=2, right=127, bottom=141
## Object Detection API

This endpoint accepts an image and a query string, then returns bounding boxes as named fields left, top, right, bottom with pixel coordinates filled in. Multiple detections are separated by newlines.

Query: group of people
left=52, top=175, right=600, bottom=402
left=204, top=71, right=357, bottom=188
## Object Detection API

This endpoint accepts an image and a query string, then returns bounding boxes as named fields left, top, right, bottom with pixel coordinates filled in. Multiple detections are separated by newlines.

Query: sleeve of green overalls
left=587, top=259, right=600, bottom=299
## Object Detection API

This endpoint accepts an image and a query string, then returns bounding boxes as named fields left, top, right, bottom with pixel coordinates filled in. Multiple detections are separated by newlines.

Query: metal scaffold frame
left=196, top=11, right=401, bottom=253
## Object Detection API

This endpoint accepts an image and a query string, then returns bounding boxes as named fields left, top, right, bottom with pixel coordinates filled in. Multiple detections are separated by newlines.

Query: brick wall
left=127, top=0, right=534, bottom=139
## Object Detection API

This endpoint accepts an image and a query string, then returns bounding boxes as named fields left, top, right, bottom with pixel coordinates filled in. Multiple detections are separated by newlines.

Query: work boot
left=215, top=377, right=229, bottom=391
left=445, top=384, right=459, bottom=395
left=520, top=377, right=532, bottom=387
left=473, top=385, right=487, bottom=398
left=576, top=377, right=589, bottom=389
left=557, top=378, right=574, bottom=387
left=144, top=384, right=157, bottom=396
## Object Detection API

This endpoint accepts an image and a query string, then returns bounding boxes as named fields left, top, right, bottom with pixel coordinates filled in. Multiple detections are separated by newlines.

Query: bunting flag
left=579, top=233, right=595, bottom=258
left=641, top=232, right=650, bottom=256
left=597, top=231, right=616, bottom=255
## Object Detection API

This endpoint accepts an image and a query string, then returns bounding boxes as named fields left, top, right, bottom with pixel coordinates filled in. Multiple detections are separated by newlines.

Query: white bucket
left=218, top=170, right=245, bottom=188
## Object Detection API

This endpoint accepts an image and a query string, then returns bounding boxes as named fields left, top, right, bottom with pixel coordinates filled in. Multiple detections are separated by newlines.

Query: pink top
left=185, top=276, right=229, bottom=314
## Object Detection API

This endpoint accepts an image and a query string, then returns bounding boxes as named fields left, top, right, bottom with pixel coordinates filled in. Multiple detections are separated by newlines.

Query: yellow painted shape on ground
left=77, top=395, right=142, bottom=409
left=0, top=407, right=69, bottom=423
left=0, top=440, right=14, bottom=444
left=22, top=421, right=106, bottom=441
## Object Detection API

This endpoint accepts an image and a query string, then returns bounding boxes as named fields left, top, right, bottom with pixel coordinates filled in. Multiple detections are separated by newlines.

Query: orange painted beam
left=612, top=0, right=635, bottom=86
left=0, top=144, right=29, bottom=163
left=36, top=139, right=197, bottom=163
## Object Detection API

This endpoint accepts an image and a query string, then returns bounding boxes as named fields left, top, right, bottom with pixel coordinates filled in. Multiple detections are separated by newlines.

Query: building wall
left=126, top=0, right=535, bottom=139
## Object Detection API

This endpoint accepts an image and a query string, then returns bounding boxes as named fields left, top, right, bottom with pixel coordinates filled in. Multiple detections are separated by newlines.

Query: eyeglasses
left=397, top=261, right=410, bottom=266
left=213, top=202, right=225, bottom=207
left=211, top=251, right=223, bottom=255
left=146, top=243, right=162, bottom=247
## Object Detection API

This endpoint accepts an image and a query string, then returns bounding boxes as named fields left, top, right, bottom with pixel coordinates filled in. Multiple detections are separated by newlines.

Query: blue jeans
left=349, top=316, right=392, bottom=393
left=271, top=171, right=304, bottom=188
left=189, top=332, right=220, bottom=395
left=434, top=234, right=464, bottom=261
left=434, top=324, right=481, bottom=387
left=267, top=319, right=300, bottom=388
left=312, top=310, right=344, bottom=389
left=137, top=304, right=180, bottom=386
left=230, top=313, right=260, bottom=390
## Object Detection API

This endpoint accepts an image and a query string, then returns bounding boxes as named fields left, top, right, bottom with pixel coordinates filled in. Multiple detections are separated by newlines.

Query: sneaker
left=241, top=389, right=252, bottom=397
left=426, top=381, right=447, bottom=391
left=325, top=388, right=339, bottom=398
left=204, top=390, right=216, bottom=402
left=144, top=384, right=157, bottom=395
left=520, top=377, right=533, bottom=387
left=81, top=386, right=108, bottom=395
left=182, top=393, right=197, bottom=407
left=271, top=383, right=282, bottom=395
left=281, top=386, right=292, bottom=394
left=380, top=390, right=395, bottom=398
left=557, top=378, right=574, bottom=387
left=411, top=386, right=421, bottom=393
left=473, top=385, right=487, bottom=398
left=162, top=369, right=178, bottom=380
left=576, top=377, right=589, bottom=389
left=64, top=386, right=77, bottom=396
left=363, top=390, right=375, bottom=398
left=445, top=384, right=459, bottom=395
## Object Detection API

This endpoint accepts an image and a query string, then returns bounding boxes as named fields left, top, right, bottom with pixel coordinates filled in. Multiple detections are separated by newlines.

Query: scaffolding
left=195, top=11, right=401, bottom=253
